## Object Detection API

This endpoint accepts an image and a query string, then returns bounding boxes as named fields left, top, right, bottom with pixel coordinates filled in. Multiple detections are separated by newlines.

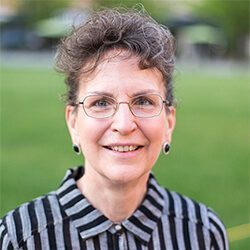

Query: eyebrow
left=130, top=89, right=160, bottom=97
left=87, top=89, right=160, bottom=98
left=87, top=91, right=114, bottom=97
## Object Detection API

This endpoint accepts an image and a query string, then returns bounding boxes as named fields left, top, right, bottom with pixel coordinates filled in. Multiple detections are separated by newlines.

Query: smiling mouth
left=103, top=145, right=143, bottom=152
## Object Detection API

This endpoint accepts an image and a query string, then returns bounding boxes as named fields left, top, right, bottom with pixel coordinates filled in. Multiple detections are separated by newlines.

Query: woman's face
left=66, top=51, right=175, bottom=185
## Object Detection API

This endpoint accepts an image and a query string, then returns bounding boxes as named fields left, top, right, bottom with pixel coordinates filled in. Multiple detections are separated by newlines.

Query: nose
left=110, top=102, right=137, bottom=135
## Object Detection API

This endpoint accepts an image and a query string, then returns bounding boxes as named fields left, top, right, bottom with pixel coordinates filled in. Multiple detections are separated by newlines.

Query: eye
left=93, top=99, right=110, bottom=107
left=87, top=96, right=115, bottom=109
left=133, top=96, right=154, bottom=106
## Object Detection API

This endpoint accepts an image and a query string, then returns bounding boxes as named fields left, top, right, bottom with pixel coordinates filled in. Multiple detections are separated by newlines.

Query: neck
left=76, top=170, right=149, bottom=223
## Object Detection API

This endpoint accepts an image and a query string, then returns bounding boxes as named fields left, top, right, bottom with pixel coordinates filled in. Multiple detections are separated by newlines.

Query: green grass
left=1, top=66, right=249, bottom=249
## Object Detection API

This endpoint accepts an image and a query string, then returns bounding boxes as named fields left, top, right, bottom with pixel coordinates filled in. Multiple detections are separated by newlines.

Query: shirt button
left=114, top=224, right=123, bottom=235
left=115, top=224, right=122, bottom=231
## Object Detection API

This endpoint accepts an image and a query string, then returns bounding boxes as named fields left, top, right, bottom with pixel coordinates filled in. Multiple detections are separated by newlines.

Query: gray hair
left=55, top=8, right=175, bottom=106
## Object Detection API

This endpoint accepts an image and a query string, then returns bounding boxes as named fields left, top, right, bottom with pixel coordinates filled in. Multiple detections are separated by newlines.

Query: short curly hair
left=55, top=8, right=175, bottom=106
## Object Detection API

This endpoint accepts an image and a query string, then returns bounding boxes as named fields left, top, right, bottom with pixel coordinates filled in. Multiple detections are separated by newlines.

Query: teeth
left=110, top=145, right=139, bottom=152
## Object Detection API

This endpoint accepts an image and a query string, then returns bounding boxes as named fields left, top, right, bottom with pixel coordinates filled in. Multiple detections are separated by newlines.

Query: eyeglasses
left=75, top=93, right=170, bottom=119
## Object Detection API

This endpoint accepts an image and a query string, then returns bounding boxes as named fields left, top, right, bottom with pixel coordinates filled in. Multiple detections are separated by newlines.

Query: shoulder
left=206, top=207, right=229, bottom=250
left=0, top=191, right=67, bottom=249
left=159, top=187, right=229, bottom=249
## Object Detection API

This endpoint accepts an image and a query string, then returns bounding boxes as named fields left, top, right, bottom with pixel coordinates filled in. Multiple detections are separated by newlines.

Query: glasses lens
left=83, top=95, right=116, bottom=118
left=130, top=94, right=162, bottom=118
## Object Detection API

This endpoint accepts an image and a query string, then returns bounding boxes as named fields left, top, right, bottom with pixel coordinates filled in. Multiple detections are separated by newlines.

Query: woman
left=0, top=8, right=228, bottom=249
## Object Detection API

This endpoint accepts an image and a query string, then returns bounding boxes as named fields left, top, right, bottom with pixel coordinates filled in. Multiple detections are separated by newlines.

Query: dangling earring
left=72, top=144, right=81, bottom=155
left=162, top=142, right=170, bottom=155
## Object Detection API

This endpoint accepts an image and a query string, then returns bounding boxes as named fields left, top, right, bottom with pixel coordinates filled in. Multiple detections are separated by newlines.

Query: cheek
left=142, top=119, right=166, bottom=166
left=77, top=117, right=109, bottom=147
left=145, top=117, right=167, bottom=144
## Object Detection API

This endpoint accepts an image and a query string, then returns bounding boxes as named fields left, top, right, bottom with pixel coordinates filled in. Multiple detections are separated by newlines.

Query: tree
left=190, top=0, right=250, bottom=58
left=93, top=0, right=170, bottom=22
left=17, top=0, right=70, bottom=27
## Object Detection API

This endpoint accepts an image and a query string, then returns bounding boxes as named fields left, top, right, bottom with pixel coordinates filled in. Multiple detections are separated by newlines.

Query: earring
left=162, top=143, right=170, bottom=155
left=72, top=144, right=81, bottom=155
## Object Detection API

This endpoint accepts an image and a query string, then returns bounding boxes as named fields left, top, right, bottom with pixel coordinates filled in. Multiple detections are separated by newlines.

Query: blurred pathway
left=0, top=50, right=249, bottom=76
left=176, top=58, right=249, bottom=77
left=0, top=50, right=55, bottom=69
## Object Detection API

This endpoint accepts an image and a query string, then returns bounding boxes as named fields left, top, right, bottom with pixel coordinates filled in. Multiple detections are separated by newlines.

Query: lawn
left=1, top=66, right=249, bottom=249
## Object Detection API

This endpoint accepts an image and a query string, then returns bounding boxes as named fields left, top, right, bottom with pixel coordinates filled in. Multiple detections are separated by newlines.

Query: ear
left=65, top=105, right=79, bottom=145
left=164, top=107, right=176, bottom=143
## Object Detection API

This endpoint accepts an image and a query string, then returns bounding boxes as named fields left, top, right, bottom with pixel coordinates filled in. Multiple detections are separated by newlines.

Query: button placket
left=115, top=224, right=123, bottom=235
left=114, top=224, right=126, bottom=250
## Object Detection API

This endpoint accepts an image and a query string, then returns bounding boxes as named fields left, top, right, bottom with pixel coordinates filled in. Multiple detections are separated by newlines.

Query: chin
left=103, top=165, right=149, bottom=185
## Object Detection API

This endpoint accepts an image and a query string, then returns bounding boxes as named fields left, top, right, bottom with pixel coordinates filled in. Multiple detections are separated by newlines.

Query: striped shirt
left=0, top=166, right=228, bottom=249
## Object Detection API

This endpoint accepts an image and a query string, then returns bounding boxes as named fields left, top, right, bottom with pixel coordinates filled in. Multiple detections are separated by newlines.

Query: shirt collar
left=56, top=167, right=165, bottom=245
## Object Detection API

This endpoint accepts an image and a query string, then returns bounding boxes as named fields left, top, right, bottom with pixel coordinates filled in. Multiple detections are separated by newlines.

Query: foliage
left=93, top=0, right=169, bottom=22
left=17, top=0, right=70, bottom=26
left=190, top=0, right=250, bottom=57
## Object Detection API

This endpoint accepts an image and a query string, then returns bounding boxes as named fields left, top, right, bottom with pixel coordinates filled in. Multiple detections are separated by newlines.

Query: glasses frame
left=76, top=93, right=170, bottom=119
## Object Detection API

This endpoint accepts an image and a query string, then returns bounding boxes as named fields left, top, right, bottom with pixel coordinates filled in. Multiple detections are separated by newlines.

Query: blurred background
left=1, top=0, right=249, bottom=249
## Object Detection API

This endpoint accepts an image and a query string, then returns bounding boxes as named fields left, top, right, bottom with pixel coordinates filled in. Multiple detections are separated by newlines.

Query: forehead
left=78, top=50, right=165, bottom=97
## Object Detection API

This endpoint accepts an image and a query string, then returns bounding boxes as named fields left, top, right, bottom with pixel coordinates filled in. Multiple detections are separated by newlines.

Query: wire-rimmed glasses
left=75, top=93, right=170, bottom=119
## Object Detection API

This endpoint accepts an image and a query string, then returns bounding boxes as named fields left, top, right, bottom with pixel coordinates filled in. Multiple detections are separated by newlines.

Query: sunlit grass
left=1, top=67, right=249, bottom=248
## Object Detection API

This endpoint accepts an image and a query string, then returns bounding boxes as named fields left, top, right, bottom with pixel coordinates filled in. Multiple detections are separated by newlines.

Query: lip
left=103, top=146, right=143, bottom=158
left=102, top=143, right=144, bottom=157
left=104, top=143, right=142, bottom=147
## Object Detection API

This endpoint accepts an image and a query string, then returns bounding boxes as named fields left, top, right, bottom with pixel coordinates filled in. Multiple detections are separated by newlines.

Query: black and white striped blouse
left=0, top=167, right=228, bottom=249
